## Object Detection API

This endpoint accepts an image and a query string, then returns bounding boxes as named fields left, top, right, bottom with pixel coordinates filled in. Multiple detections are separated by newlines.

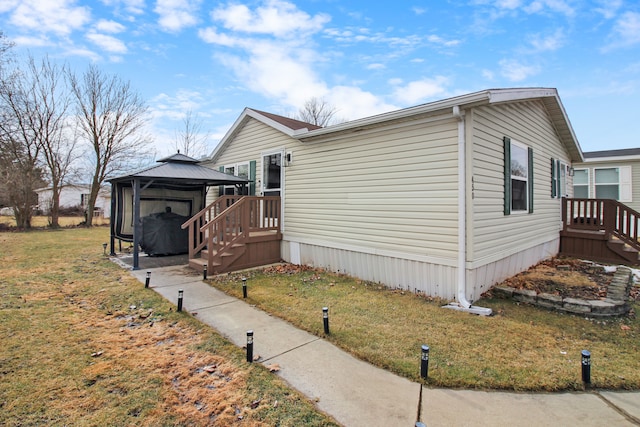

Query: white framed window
left=551, top=159, right=570, bottom=198
left=594, top=166, right=632, bottom=202
left=572, top=168, right=589, bottom=198
left=504, top=137, right=533, bottom=215
left=220, top=161, right=254, bottom=196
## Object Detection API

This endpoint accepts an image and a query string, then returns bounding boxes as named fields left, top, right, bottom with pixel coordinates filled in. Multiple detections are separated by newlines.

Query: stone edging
left=492, top=266, right=633, bottom=317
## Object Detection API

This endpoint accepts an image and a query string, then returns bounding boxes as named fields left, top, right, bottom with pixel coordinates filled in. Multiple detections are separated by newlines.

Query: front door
left=262, top=151, right=282, bottom=197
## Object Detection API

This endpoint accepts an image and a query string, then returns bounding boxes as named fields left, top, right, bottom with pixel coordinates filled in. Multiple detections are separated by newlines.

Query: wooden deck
left=560, top=198, right=640, bottom=265
left=182, top=196, right=282, bottom=274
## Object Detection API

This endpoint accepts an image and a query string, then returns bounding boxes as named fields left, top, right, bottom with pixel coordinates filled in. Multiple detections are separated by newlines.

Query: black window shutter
left=504, top=137, right=511, bottom=215
left=249, top=160, right=256, bottom=196
left=528, top=147, right=534, bottom=213
left=551, top=158, right=557, bottom=198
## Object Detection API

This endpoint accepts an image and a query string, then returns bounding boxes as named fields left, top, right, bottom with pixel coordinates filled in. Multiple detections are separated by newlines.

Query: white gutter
left=443, top=106, right=492, bottom=316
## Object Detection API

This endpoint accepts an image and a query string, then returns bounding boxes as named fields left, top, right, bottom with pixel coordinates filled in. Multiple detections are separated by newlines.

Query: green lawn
left=209, top=264, right=640, bottom=391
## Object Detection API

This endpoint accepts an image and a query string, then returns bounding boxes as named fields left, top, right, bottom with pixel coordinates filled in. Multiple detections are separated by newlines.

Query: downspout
left=443, top=106, right=492, bottom=316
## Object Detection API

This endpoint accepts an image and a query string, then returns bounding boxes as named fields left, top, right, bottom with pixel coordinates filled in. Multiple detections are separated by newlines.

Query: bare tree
left=0, top=57, right=49, bottom=229
left=174, top=109, right=210, bottom=158
left=294, top=97, right=341, bottom=127
left=26, top=56, right=76, bottom=227
left=69, top=64, right=152, bottom=226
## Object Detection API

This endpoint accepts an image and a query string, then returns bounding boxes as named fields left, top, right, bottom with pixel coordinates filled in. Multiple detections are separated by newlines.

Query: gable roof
left=582, top=148, right=640, bottom=161
left=250, top=109, right=322, bottom=132
left=109, top=152, right=248, bottom=186
left=208, top=88, right=583, bottom=163
left=208, top=108, right=320, bottom=161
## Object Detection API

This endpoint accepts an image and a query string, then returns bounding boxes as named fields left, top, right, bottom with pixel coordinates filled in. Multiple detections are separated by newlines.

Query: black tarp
left=140, top=210, right=189, bottom=255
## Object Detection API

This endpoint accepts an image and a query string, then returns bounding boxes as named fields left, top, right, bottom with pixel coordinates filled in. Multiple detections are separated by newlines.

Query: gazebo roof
left=108, top=153, right=249, bottom=186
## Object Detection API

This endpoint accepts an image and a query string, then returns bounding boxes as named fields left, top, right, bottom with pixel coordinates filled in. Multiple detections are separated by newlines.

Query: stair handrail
left=181, top=195, right=243, bottom=260
left=609, top=200, right=640, bottom=252
left=200, top=197, right=249, bottom=274
left=562, top=197, right=640, bottom=252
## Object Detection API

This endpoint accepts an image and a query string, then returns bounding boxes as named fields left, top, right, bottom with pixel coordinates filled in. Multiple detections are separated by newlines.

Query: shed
left=108, top=153, right=249, bottom=269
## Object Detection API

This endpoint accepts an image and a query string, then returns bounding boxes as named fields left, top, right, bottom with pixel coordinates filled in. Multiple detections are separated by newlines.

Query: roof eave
left=207, top=108, right=308, bottom=164
left=295, top=88, right=584, bottom=163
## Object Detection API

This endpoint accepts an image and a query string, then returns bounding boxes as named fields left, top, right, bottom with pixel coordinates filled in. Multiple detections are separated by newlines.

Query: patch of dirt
left=486, top=257, right=640, bottom=301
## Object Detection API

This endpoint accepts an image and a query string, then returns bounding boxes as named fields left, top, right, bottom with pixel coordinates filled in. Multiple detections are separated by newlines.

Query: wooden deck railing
left=181, top=196, right=281, bottom=270
left=181, top=196, right=243, bottom=259
left=562, top=197, right=640, bottom=252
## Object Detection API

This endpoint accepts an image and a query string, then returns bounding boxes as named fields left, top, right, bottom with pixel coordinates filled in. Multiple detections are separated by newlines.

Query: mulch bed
left=485, top=257, right=640, bottom=302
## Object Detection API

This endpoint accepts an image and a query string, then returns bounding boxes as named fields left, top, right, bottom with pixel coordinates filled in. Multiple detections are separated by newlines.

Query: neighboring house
left=201, top=88, right=583, bottom=307
left=36, top=184, right=111, bottom=218
left=572, top=148, right=639, bottom=212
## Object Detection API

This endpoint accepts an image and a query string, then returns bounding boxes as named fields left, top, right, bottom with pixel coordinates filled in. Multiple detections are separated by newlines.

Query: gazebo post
left=132, top=177, right=141, bottom=270
left=109, top=183, right=116, bottom=256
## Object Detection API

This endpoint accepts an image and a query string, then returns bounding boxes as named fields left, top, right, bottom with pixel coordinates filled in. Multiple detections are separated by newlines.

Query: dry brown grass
left=0, top=228, right=338, bottom=426
left=0, top=215, right=109, bottom=228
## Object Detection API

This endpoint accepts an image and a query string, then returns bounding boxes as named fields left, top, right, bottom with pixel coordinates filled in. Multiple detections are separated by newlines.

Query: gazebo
left=108, top=153, right=249, bottom=269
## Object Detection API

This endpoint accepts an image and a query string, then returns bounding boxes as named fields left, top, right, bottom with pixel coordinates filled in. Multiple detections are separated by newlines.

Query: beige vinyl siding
left=285, top=114, right=460, bottom=261
left=469, top=100, right=571, bottom=267
left=202, top=118, right=296, bottom=205
left=573, top=159, right=640, bottom=212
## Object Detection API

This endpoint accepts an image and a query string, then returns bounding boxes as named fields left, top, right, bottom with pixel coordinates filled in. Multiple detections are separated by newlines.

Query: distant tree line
left=0, top=32, right=153, bottom=228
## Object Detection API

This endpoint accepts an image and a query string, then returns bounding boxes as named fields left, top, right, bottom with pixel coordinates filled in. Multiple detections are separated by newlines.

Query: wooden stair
left=182, top=196, right=281, bottom=275
left=606, top=236, right=640, bottom=264
left=188, top=243, right=247, bottom=273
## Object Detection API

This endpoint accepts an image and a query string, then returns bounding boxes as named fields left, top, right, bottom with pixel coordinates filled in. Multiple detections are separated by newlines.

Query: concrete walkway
left=128, top=264, right=640, bottom=427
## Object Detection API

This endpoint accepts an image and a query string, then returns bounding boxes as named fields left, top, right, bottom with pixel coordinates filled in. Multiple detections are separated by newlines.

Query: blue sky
left=1, top=0, right=639, bottom=157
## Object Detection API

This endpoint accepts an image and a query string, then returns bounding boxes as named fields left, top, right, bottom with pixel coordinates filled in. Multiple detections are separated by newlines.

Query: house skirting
left=466, top=239, right=560, bottom=300
left=281, top=237, right=559, bottom=302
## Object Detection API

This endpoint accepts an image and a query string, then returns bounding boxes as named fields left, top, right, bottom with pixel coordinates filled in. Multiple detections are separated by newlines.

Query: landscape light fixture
left=177, top=289, right=184, bottom=312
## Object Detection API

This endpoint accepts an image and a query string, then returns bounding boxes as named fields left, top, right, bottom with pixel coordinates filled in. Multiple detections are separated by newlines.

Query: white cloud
left=482, top=69, right=495, bottom=80
left=101, top=0, right=146, bottom=15
left=367, top=63, right=385, bottom=70
left=495, top=0, right=522, bottom=10
left=8, top=0, right=91, bottom=36
left=211, top=0, right=330, bottom=37
left=199, top=1, right=398, bottom=119
left=149, top=90, right=207, bottom=120
left=217, top=40, right=328, bottom=108
left=498, top=59, right=540, bottom=81
left=95, top=19, right=126, bottom=33
left=62, top=46, right=102, bottom=61
left=528, top=28, right=565, bottom=52
left=604, top=11, right=640, bottom=50
left=524, top=0, right=574, bottom=17
left=86, top=32, right=128, bottom=54
left=324, top=86, right=397, bottom=120
left=391, top=76, right=449, bottom=105
left=0, top=0, right=19, bottom=14
left=155, top=0, right=202, bottom=32
left=12, top=35, right=54, bottom=48
left=594, top=0, right=623, bottom=19
left=198, top=27, right=240, bottom=47
left=426, top=34, right=461, bottom=47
